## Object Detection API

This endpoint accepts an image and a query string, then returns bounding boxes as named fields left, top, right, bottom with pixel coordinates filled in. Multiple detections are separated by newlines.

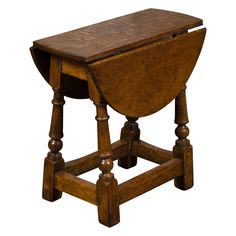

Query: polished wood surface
left=94, top=96, right=120, bottom=226
left=90, top=28, right=206, bottom=117
left=132, top=140, right=172, bottom=164
left=61, top=59, right=89, bottom=81
left=118, top=117, right=140, bottom=169
left=173, top=86, right=193, bottom=190
left=54, top=171, right=97, bottom=205
left=31, top=8, right=206, bottom=227
left=119, top=159, right=183, bottom=204
left=65, top=140, right=127, bottom=176
left=30, top=48, right=90, bottom=99
left=33, top=9, right=202, bottom=63
left=42, top=89, right=65, bottom=201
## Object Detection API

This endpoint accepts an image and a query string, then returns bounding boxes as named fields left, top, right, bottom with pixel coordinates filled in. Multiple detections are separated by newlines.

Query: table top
left=33, top=8, right=202, bottom=63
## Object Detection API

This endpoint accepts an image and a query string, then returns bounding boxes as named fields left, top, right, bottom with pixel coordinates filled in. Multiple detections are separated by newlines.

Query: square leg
left=118, top=117, right=140, bottom=169
left=97, top=174, right=120, bottom=227
left=43, top=154, right=64, bottom=201
left=174, top=143, right=193, bottom=190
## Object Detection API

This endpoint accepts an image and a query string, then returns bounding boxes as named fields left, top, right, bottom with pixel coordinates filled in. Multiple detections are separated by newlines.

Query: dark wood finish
left=118, top=117, right=140, bottom=169
left=89, top=84, right=120, bottom=227
left=132, top=140, right=172, bottom=164
left=90, top=29, right=206, bottom=117
left=31, top=8, right=206, bottom=227
left=43, top=55, right=65, bottom=201
left=65, top=140, right=127, bottom=176
left=96, top=176, right=120, bottom=227
left=42, top=62, right=65, bottom=201
left=33, top=9, right=202, bottom=63
left=49, top=55, right=62, bottom=88
left=95, top=100, right=120, bottom=227
left=54, top=171, right=97, bottom=205
left=30, top=47, right=90, bottom=99
left=173, top=86, right=193, bottom=190
left=119, top=159, right=183, bottom=204
left=61, top=58, right=89, bottom=81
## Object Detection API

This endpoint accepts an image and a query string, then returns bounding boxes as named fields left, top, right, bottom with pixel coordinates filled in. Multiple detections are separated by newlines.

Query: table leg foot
left=97, top=175, right=120, bottom=227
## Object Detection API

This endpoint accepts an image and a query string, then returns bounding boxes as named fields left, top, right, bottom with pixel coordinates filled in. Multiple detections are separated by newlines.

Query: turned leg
left=118, top=117, right=140, bottom=169
left=173, top=86, right=193, bottom=190
left=95, top=101, right=120, bottom=227
left=42, top=89, right=65, bottom=201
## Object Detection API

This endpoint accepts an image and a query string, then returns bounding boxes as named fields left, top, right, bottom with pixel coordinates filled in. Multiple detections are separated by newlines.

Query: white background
left=1, top=0, right=235, bottom=235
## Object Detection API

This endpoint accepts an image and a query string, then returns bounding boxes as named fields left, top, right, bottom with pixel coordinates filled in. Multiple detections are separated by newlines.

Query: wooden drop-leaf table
left=31, top=8, right=206, bottom=227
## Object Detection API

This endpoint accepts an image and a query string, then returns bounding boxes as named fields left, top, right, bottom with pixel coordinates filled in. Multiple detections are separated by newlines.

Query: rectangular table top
left=33, top=8, right=202, bottom=63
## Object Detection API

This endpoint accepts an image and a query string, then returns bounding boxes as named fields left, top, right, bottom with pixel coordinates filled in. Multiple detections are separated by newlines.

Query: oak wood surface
left=61, top=58, right=89, bottom=81
left=90, top=29, right=206, bottom=117
left=95, top=102, right=120, bottom=226
left=119, top=159, right=183, bottom=204
left=91, top=87, right=120, bottom=227
left=42, top=56, right=66, bottom=201
left=54, top=171, right=97, bottom=205
left=49, top=55, right=61, bottom=88
left=33, top=9, right=202, bottom=63
left=30, top=46, right=90, bottom=99
left=118, top=117, right=140, bottom=169
left=65, top=140, right=127, bottom=176
left=32, top=8, right=206, bottom=227
left=173, top=86, right=194, bottom=190
left=132, top=140, right=172, bottom=164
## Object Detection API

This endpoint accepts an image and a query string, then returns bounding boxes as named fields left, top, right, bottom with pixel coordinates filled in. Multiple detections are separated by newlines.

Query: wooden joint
left=98, top=151, right=113, bottom=159
left=61, top=58, right=91, bottom=81
left=64, top=140, right=127, bottom=176
left=49, top=55, right=62, bottom=89
left=118, top=117, right=140, bottom=169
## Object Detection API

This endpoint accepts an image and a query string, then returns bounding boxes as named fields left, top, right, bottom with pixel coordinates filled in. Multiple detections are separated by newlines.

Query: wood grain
left=49, top=55, right=61, bottom=88
left=173, top=86, right=194, bottom=190
left=42, top=89, right=65, bottom=201
left=91, top=89, right=120, bottom=227
left=118, top=117, right=140, bottom=169
left=54, top=171, right=97, bottom=205
left=89, top=29, right=206, bottom=117
left=31, top=8, right=206, bottom=227
left=62, top=58, right=90, bottom=81
left=132, top=140, right=172, bottom=164
left=119, top=159, right=183, bottom=204
left=30, top=47, right=90, bottom=99
left=65, top=140, right=127, bottom=176
left=33, top=9, right=202, bottom=63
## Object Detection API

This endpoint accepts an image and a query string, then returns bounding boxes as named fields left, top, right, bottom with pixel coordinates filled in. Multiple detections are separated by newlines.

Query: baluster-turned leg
left=173, top=86, right=193, bottom=190
left=95, top=101, right=120, bottom=227
left=42, top=89, right=65, bottom=201
left=118, top=117, right=140, bottom=169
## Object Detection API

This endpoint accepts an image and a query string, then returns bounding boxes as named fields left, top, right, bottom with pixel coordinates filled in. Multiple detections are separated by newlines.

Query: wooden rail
left=132, top=140, right=172, bottom=164
left=65, top=140, right=127, bottom=176
left=54, top=171, right=97, bottom=205
left=119, top=159, right=183, bottom=204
